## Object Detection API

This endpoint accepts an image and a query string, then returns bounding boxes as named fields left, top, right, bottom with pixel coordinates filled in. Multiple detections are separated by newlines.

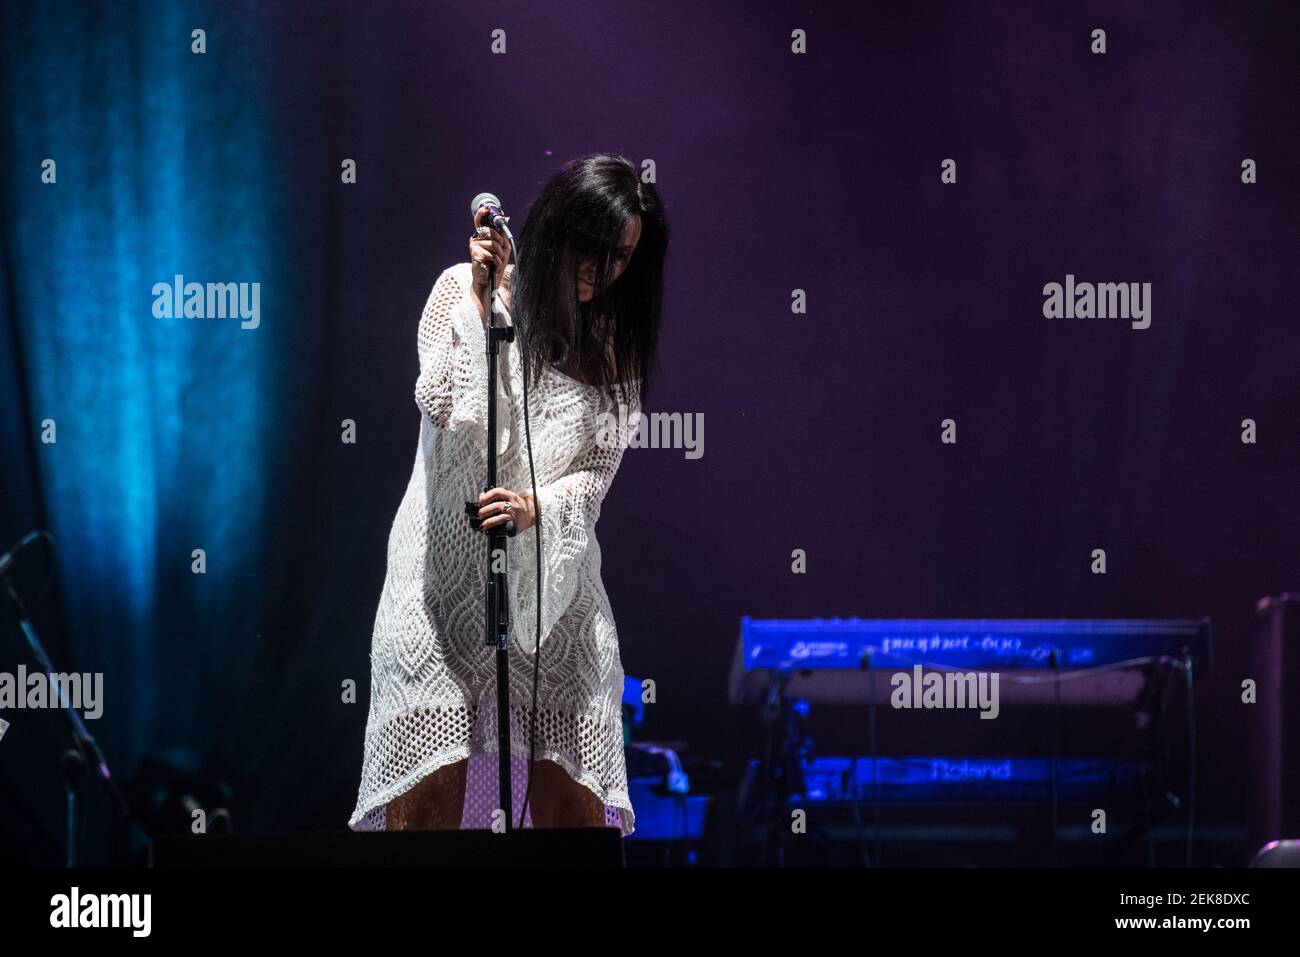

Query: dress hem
left=349, top=737, right=636, bottom=838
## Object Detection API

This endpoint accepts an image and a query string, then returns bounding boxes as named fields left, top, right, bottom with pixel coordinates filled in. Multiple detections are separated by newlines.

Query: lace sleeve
left=510, top=387, right=640, bottom=654
left=414, top=265, right=511, bottom=451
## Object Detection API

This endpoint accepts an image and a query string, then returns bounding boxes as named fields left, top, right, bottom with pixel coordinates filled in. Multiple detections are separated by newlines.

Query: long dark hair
left=511, top=153, right=669, bottom=405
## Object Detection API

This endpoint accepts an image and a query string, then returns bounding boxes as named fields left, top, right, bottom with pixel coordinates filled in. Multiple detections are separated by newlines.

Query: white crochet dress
left=349, top=261, right=638, bottom=836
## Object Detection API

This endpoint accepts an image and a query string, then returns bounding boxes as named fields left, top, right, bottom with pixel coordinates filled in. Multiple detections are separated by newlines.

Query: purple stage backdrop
left=1, top=0, right=1297, bottom=862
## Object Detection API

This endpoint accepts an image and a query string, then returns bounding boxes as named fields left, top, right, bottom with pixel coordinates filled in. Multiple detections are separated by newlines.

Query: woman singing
left=349, top=153, right=669, bottom=835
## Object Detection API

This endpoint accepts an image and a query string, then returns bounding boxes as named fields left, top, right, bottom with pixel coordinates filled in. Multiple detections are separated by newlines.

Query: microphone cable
left=510, top=263, right=546, bottom=830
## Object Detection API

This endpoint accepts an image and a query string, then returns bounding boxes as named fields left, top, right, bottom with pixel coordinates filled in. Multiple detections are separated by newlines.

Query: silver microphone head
left=470, top=191, right=502, bottom=218
left=470, top=191, right=516, bottom=255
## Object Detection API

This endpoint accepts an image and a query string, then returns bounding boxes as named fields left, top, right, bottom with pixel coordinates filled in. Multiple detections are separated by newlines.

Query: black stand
left=1048, top=647, right=1061, bottom=867
left=480, top=261, right=517, bottom=830
left=2, top=560, right=132, bottom=865
left=62, top=748, right=84, bottom=867
left=755, top=674, right=792, bottom=866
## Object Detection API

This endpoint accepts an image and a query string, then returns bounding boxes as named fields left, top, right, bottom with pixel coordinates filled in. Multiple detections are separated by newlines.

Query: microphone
left=470, top=192, right=511, bottom=236
left=469, top=192, right=518, bottom=330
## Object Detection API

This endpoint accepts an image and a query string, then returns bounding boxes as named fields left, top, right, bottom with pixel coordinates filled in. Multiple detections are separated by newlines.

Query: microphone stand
left=2, top=559, right=132, bottom=865
left=481, top=259, right=517, bottom=830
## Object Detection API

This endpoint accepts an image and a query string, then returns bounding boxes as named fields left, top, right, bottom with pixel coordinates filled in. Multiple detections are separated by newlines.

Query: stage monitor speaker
left=150, top=828, right=624, bottom=868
